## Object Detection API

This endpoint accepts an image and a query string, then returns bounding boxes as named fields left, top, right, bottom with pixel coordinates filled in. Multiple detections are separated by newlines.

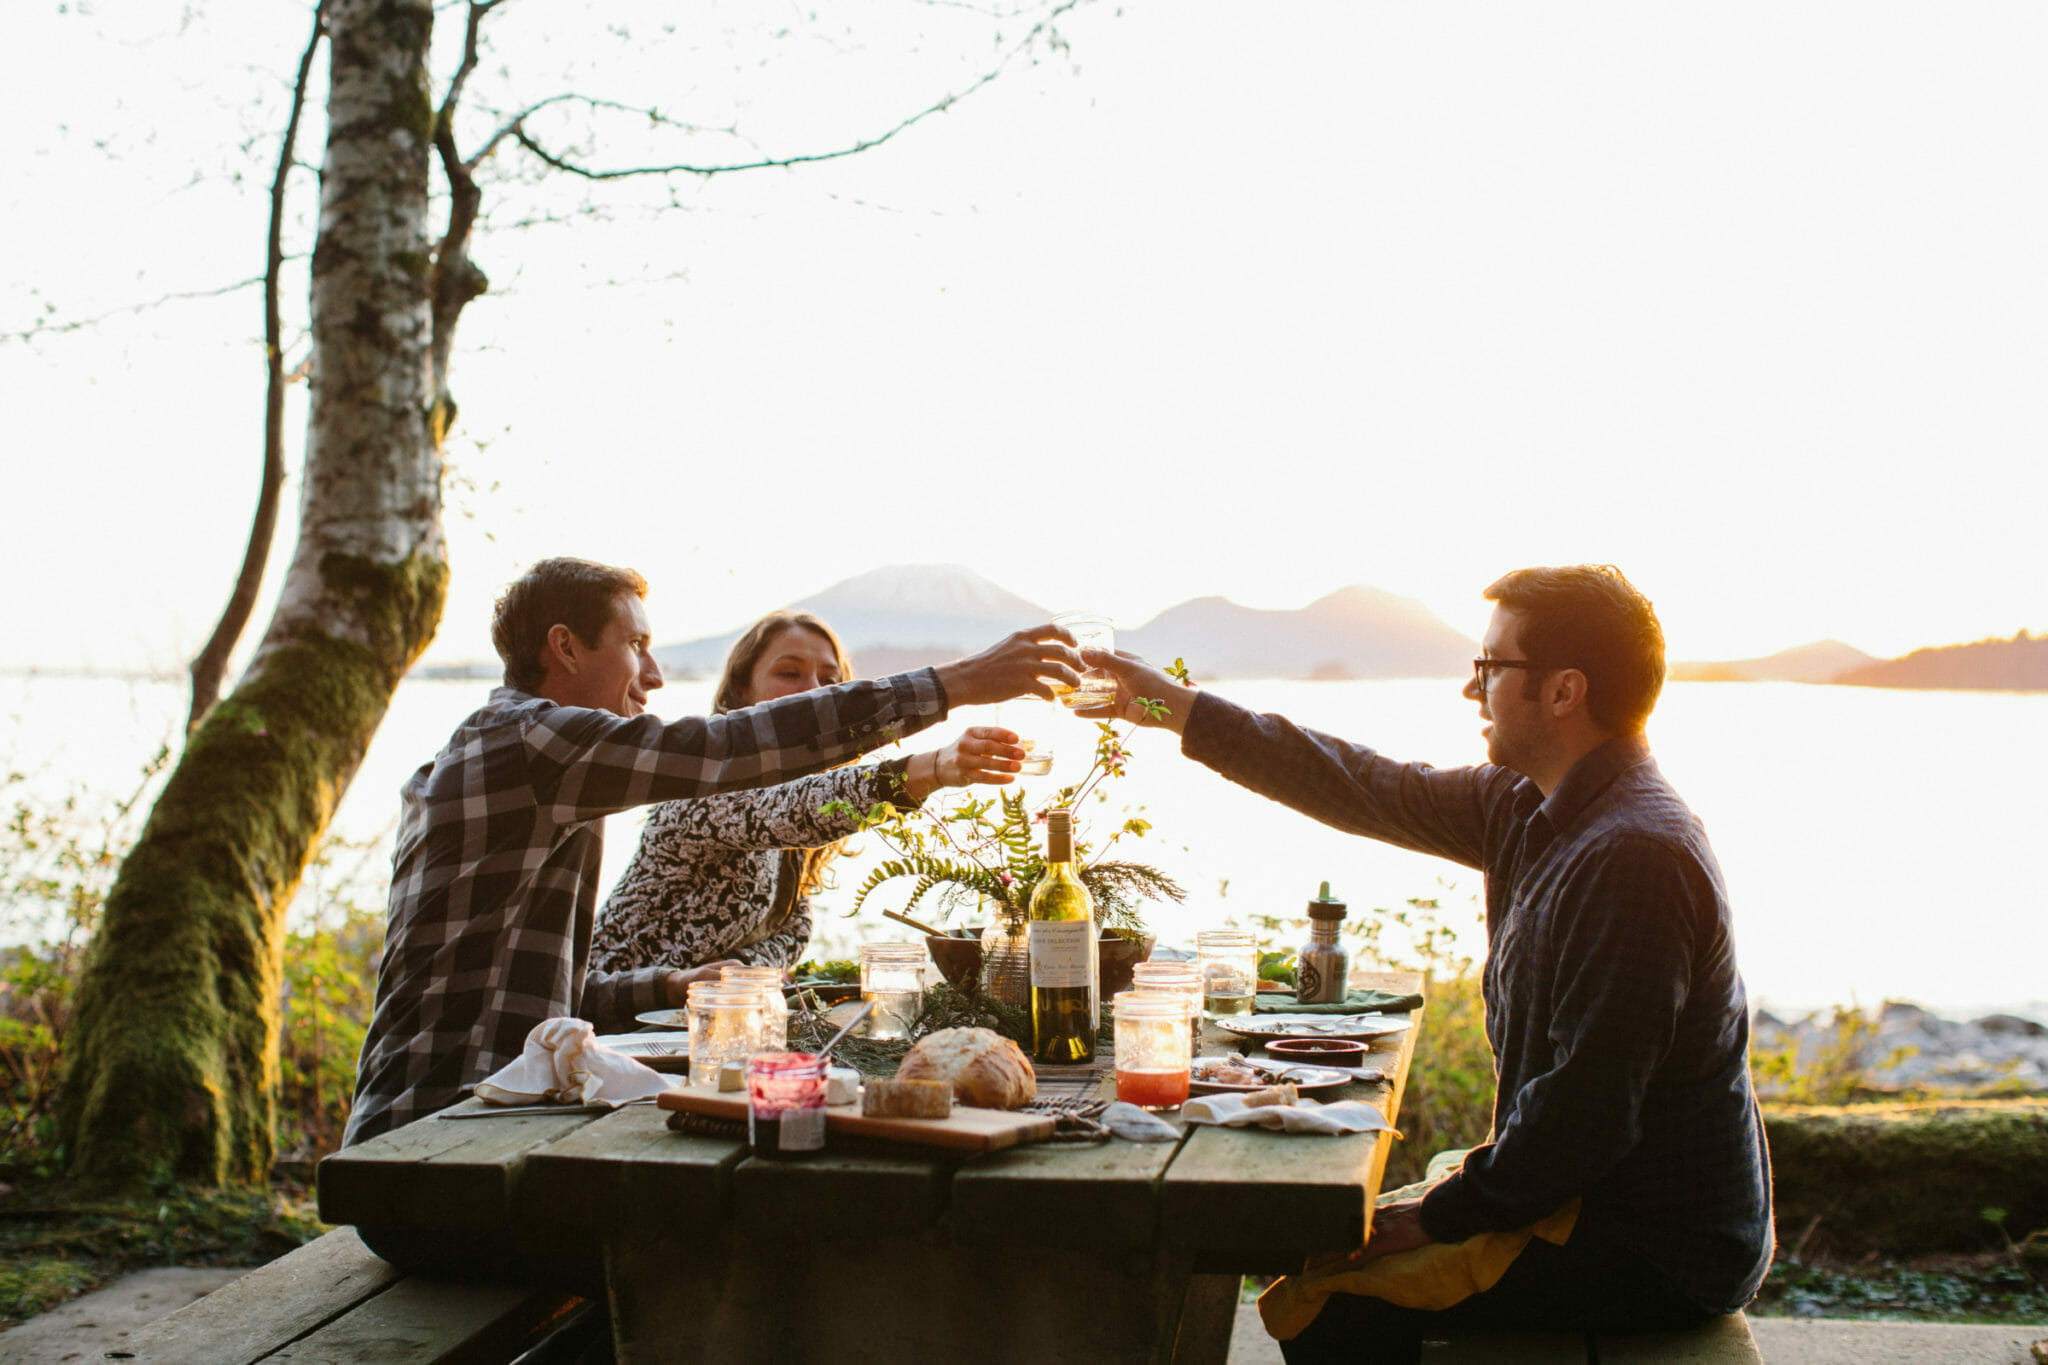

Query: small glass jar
left=1112, top=989, right=1192, bottom=1111
left=720, top=965, right=790, bottom=1052
left=1196, top=928, right=1259, bottom=1018
left=859, top=941, right=927, bottom=1040
left=1130, top=960, right=1203, bottom=1048
left=687, top=981, right=765, bottom=1089
left=746, top=1051, right=828, bottom=1158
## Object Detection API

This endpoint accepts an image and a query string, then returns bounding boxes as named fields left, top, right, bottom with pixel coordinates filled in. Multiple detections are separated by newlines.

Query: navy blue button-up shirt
left=1183, top=692, right=1773, bottom=1313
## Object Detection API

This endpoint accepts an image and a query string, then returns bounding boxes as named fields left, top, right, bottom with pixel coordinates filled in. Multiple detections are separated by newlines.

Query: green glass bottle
left=1029, top=810, right=1098, bottom=1064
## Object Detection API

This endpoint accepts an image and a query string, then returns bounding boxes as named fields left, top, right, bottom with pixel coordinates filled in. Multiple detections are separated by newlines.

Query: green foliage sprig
left=821, top=702, right=1185, bottom=938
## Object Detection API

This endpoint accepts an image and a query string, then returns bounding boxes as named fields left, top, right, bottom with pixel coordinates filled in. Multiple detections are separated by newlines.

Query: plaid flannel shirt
left=343, top=671, right=945, bottom=1145
left=1183, top=692, right=1773, bottom=1314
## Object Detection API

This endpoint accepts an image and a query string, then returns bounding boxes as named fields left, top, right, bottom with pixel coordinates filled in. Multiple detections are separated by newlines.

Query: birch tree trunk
left=58, top=0, right=447, bottom=1187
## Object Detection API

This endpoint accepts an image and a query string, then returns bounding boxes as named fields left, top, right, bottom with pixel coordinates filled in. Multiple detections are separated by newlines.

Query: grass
left=0, top=1174, right=324, bottom=1330
left=1752, top=1251, right=2048, bottom=1325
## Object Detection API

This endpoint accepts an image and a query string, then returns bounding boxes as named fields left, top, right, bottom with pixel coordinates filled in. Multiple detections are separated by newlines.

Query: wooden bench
left=1419, top=1310, right=1762, bottom=1362
left=101, top=1227, right=589, bottom=1364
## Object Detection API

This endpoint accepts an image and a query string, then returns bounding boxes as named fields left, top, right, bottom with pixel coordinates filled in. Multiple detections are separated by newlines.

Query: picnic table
left=317, top=969, right=1424, bottom=1364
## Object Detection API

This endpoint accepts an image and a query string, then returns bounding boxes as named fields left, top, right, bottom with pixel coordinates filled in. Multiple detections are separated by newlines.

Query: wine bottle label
left=1028, top=919, right=1093, bottom=987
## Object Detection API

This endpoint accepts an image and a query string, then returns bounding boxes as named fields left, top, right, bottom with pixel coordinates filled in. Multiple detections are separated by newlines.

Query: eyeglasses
left=1470, top=657, right=1549, bottom=690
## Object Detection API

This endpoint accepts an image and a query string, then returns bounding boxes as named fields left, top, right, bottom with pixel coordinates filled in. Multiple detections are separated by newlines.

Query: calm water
left=7, top=674, right=2044, bottom=1021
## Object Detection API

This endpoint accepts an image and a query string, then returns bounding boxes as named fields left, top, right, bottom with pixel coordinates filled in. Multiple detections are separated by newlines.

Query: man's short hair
left=491, top=558, right=648, bottom=693
left=1484, top=564, right=1666, bottom=735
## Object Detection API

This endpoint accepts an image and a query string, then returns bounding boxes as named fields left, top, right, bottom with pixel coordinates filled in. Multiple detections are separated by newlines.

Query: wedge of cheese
left=860, top=1078, right=953, bottom=1119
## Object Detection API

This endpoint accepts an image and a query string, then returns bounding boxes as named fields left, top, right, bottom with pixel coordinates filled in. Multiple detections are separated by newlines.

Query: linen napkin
left=1101, top=1101, right=1181, bottom=1143
left=474, top=1017, right=676, bottom=1107
left=1256, top=988, right=1423, bottom=1015
left=1181, top=1092, right=1394, bottom=1136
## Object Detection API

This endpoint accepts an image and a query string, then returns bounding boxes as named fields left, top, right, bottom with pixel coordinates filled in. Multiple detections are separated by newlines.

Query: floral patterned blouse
left=590, top=758, right=914, bottom=972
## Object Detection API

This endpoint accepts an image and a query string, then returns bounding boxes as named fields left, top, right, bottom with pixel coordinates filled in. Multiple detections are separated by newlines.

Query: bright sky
left=5, top=1, right=2043, bottom=677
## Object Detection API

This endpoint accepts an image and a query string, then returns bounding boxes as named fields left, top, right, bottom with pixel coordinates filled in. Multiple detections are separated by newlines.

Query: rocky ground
left=1754, top=1002, right=2048, bottom=1095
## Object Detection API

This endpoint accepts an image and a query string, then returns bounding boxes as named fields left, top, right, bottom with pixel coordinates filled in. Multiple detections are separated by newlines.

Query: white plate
left=1187, top=1060, right=1355, bottom=1095
left=1214, top=1013, right=1413, bottom=1045
left=633, top=1009, right=689, bottom=1029
left=600, top=1031, right=690, bottom=1072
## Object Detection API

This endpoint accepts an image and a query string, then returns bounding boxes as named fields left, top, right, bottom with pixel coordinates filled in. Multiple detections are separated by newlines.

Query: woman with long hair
left=590, top=610, right=1017, bottom=973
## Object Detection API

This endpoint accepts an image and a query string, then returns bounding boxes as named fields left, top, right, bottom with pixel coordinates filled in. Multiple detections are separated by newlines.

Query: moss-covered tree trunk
left=58, top=0, right=448, bottom=1187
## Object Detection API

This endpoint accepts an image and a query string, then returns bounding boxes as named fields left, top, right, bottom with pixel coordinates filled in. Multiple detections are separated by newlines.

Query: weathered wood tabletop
left=318, top=969, right=1423, bottom=1364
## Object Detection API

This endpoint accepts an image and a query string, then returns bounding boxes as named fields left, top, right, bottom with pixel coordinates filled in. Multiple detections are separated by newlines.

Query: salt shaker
left=1295, top=881, right=1350, bottom=1005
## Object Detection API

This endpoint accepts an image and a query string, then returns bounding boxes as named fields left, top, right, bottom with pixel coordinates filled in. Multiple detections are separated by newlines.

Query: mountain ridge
left=405, top=564, right=2042, bottom=692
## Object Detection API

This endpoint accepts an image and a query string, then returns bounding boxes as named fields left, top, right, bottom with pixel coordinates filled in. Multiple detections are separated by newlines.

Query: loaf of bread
left=1243, top=1082, right=1299, bottom=1109
left=896, top=1027, right=1037, bottom=1109
left=861, top=1078, right=953, bottom=1119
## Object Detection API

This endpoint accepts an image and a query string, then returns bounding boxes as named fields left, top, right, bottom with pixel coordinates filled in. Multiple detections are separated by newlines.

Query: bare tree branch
left=5, top=277, right=266, bottom=344
left=185, top=1, right=327, bottom=736
left=426, top=0, right=497, bottom=437
left=510, top=0, right=1082, bottom=182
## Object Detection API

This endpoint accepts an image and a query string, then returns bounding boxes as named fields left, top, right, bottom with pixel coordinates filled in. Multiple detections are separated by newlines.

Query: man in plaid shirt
left=344, top=557, right=1081, bottom=1151
left=1087, top=566, right=1772, bottom=1362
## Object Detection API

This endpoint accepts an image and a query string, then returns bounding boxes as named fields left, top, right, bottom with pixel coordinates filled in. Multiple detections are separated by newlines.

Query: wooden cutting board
left=657, top=1088, right=1055, bottom=1152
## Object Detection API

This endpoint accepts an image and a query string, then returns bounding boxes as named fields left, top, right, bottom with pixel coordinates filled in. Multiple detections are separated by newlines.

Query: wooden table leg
left=1171, top=1273, right=1244, bottom=1365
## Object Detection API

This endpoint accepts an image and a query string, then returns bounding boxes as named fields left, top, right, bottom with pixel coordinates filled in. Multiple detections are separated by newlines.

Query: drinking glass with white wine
left=1050, top=611, right=1117, bottom=709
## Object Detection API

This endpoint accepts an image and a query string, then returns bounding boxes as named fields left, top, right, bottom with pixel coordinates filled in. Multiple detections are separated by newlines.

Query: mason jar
left=1131, top=960, right=1203, bottom=1049
left=687, top=981, right=765, bottom=1089
left=1196, top=928, right=1259, bottom=1018
left=859, top=941, right=927, bottom=1040
left=720, top=965, right=790, bottom=1052
left=1112, top=989, right=1192, bottom=1111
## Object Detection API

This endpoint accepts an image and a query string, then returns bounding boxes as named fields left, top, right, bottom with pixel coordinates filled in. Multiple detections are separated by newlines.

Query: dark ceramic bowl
left=1262, top=1037, right=1372, bottom=1065
left=926, top=931, right=988, bottom=991
left=925, top=928, right=1159, bottom=997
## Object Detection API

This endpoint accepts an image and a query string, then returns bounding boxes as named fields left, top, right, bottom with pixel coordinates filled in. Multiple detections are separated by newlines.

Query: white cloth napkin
left=474, top=1017, right=676, bottom=1107
left=1102, top=1101, right=1181, bottom=1143
left=1180, top=1092, right=1393, bottom=1135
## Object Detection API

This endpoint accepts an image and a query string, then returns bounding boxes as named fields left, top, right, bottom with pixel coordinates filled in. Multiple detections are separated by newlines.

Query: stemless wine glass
left=1051, top=611, right=1117, bottom=710
left=996, top=698, right=1060, bottom=775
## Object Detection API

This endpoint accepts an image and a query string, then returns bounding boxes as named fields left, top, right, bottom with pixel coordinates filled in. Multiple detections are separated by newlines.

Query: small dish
left=633, top=1009, right=688, bottom=1029
left=598, top=1031, right=690, bottom=1073
left=1264, top=1037, right=1372, bottom=1065
left=1188, top=1058, right=1354, bottom=1095
left=1214, top=1013, right=1413, bottom=1045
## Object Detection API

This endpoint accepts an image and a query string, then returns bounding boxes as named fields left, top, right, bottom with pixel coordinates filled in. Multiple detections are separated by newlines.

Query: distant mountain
left=653, top=564, right=1047, bottom=677
left=1122, top=585, right=1475, bottom=680
left=1835, top=631, right=2046, bottom=692
left=653, top=569, right=1478, bottom=681
left=1669, top=640, right=1876, bottom=685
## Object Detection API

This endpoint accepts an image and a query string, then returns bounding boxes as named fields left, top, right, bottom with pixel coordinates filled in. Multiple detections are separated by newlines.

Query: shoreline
left=1754, top=1000, right=2048, bottom=1095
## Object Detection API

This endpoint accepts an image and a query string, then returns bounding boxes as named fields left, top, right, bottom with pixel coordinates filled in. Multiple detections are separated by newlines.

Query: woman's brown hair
left=715, top=612, right=859, bottom=899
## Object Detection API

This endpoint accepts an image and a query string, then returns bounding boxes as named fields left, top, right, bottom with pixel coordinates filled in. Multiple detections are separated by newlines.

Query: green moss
left=57, top=588, right=443, bottom=1187
left=0, top=1258, right=96, bottom=1322
left=0, top=1178, right=323, bottom=1329
left=1766, top=1099, right=2048, bottom=1255
left=317, top=550, right=449, bottom=676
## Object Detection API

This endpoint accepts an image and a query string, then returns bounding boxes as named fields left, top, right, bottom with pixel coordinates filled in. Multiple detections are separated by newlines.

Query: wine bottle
left=1029, top=809, right=1099, bottom=1064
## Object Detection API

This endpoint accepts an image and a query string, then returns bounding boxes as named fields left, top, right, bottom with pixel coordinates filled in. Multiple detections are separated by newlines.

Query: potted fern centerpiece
left=823, top=692, right=1187, bottom=1007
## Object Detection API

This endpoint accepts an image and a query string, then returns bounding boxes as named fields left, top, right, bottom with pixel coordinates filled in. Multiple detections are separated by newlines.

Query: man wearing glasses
left=1084, top=565, right=1771, bottom=1362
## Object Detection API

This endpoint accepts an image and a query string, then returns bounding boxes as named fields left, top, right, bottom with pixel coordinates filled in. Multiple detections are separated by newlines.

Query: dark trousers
left=1278, top=1230, right=1712, bottom=1365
